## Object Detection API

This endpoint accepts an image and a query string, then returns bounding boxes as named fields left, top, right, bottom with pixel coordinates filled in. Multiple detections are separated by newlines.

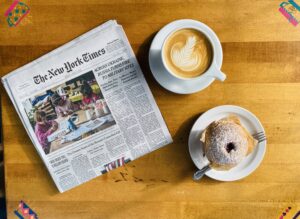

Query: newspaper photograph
left=22, top=71, right=116, bottom=155
left=2, top=20, right=172, bottom=192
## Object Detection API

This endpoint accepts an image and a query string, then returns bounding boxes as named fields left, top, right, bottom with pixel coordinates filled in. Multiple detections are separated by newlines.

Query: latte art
left=171, top=36, right=201, bottom=72
left=163, top=28, right=212, bottom=78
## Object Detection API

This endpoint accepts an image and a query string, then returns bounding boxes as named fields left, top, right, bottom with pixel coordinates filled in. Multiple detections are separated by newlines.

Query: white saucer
left=149, top=19, right=223, bottom=94
left=188, top=105, right=267, bottom=181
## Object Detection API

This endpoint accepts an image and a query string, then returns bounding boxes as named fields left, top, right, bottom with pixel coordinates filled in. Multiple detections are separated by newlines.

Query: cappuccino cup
left=161, top=22, right=226, bottom=81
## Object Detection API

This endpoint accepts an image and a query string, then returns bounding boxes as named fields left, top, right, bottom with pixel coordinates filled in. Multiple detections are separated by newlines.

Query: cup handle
left=206, top=64, right=227, bottom=81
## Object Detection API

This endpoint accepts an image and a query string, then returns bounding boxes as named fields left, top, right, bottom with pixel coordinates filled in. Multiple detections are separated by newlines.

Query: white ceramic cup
left=160, top=22, right=226, bottom=82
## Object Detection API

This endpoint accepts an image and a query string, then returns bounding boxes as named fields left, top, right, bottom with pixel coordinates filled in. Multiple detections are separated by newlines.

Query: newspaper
left=1, top=20, right=172, bottom=192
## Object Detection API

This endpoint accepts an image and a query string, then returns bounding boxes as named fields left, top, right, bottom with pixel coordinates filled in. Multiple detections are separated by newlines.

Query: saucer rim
left=149, top=19, right=223, bottom=94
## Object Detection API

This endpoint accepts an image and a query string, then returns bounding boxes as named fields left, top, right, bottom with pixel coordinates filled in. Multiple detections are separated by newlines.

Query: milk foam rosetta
left=171, top=36, right=200, bottom=72
left=163, top=28, right=213, bottom=78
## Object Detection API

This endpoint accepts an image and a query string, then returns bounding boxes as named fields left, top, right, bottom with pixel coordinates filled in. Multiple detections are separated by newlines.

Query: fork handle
left=193, top=165, right=211, bottom=181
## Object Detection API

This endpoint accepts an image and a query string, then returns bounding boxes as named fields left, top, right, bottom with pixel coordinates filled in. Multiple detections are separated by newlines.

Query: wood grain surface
left=1, top=0, right=300, bottom=218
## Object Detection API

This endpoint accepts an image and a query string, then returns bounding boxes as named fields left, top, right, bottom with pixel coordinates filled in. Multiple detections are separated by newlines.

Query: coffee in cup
left=162, top=28, right=213, bottom=79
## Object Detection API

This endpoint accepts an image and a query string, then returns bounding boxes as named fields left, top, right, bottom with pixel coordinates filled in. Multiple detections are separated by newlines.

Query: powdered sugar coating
left=205, top=121, right=248, bottom=166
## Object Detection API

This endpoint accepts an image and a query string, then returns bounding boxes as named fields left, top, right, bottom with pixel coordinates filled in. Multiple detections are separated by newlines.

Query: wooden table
left=1, top=1, right=300, bottom=218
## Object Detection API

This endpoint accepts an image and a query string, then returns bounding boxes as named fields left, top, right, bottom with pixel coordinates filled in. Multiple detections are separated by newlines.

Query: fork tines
left=252, top=132, right=267, bottom=143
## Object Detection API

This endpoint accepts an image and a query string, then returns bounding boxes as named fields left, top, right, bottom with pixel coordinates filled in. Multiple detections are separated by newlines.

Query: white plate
left=148, top=19, right=223, bottom=94
left=188, top=105, right=266, bottom=181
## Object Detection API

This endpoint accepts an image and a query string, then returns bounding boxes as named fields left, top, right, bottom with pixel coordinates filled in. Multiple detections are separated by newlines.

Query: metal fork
left=252, top=132, right=267, bottom=143
left=193, top=165, right=211, bottom=181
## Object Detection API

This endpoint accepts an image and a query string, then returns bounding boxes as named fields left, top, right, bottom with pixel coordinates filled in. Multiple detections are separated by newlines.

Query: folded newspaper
left=2, top=20, right=172, bottom=192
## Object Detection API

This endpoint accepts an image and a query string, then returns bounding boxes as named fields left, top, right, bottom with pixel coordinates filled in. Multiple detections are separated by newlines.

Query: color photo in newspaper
left=23, top=70, right=116, bottom=155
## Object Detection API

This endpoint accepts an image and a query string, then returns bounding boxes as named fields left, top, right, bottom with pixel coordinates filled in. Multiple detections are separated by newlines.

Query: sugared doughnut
left=200, top=116, right=257, bottom=170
